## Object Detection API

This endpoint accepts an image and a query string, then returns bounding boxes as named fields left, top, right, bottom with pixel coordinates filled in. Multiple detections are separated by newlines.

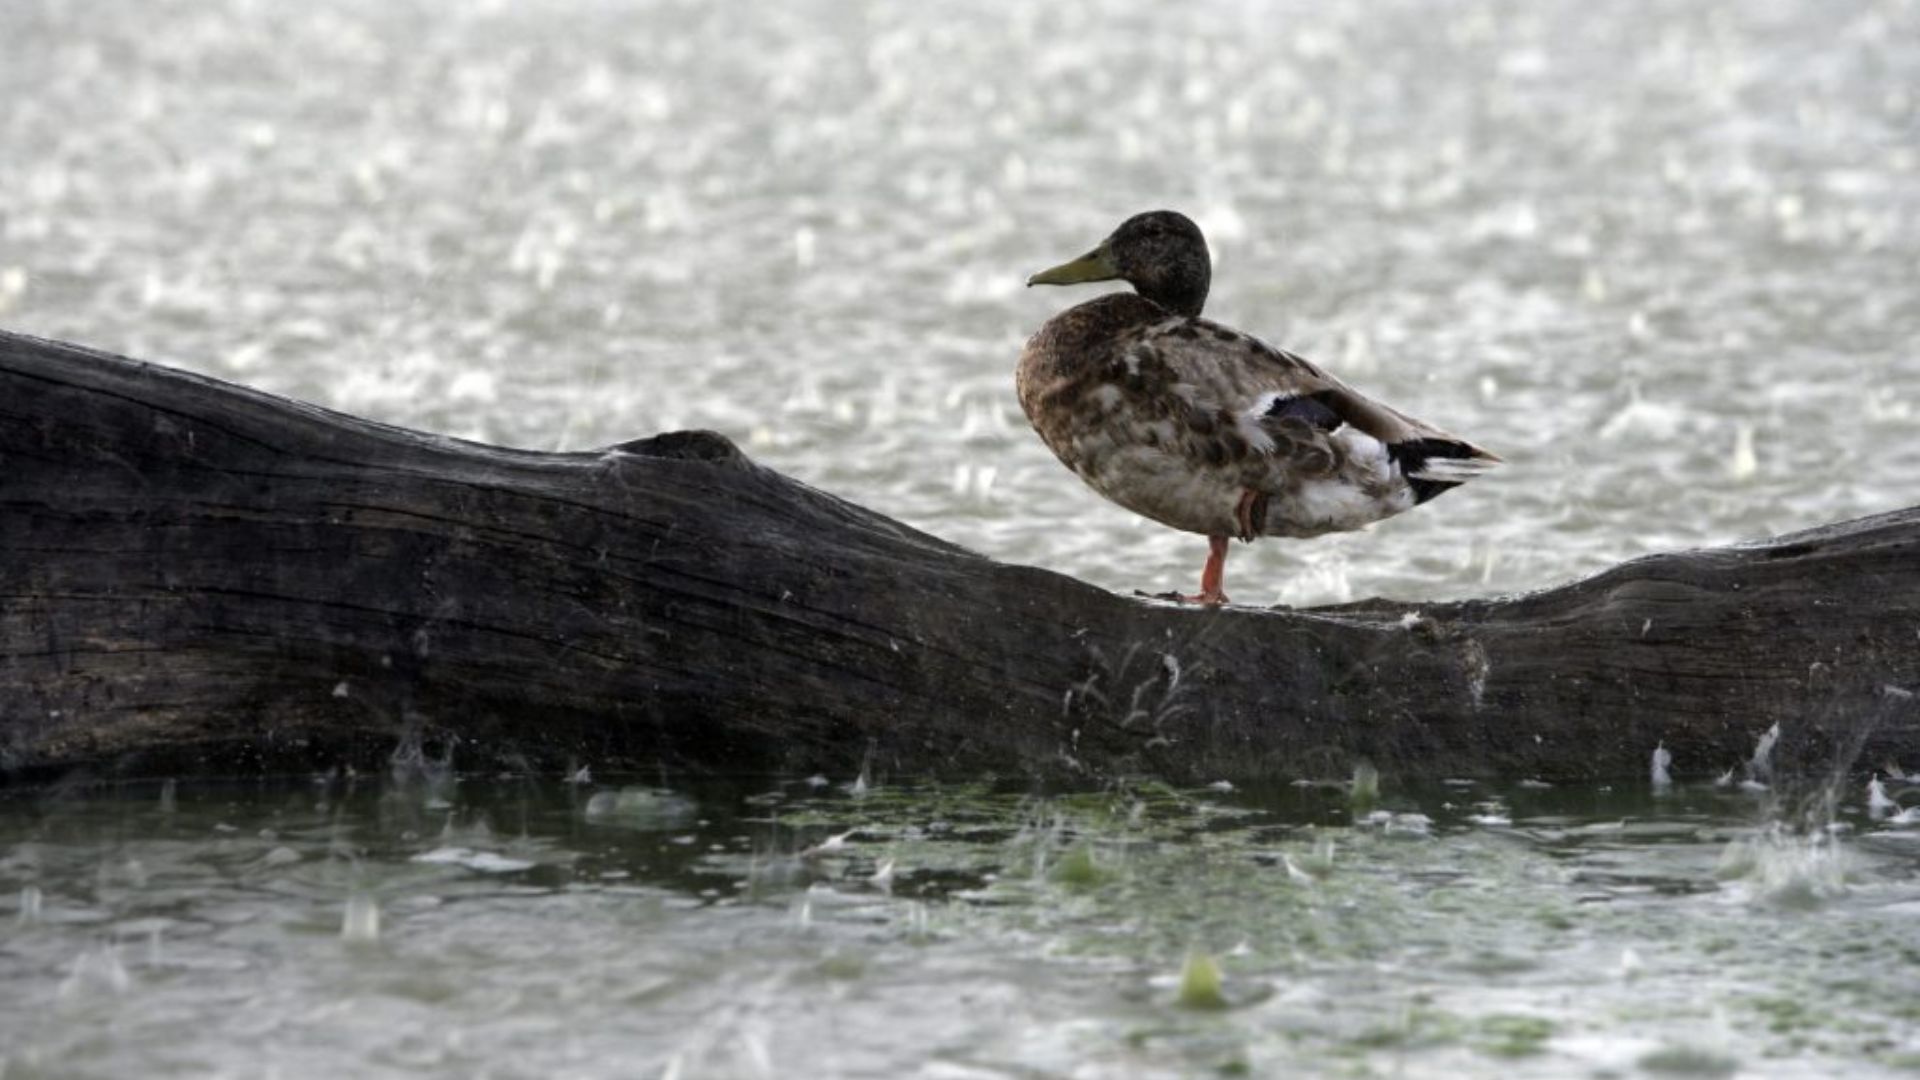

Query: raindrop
left=801, top=829, right=856, bottom=859
left=1867, top=777, right=1897, bottom=820
left=341, top=894, right=382, bottom=943
left=17, top=885, right=43, bottom=925
left=1349, top=762, right=1380, bottom=809
left=1747, top=722, right=1780, bottom=785
left=903, top=901, right=930, bottom=939
left=1618, top=947, right=1644, bottom=981
left=58, top=946, right=131, bottom=998
left=1728, top=424, right=1757, bottom=480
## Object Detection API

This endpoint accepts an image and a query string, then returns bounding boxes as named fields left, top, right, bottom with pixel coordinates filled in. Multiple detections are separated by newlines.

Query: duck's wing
left=1145, top=318, right=1500, bottom=503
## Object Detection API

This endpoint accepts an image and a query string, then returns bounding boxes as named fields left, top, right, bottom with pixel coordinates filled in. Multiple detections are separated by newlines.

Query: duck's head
left=1027, top=210, right=1211, bottom=317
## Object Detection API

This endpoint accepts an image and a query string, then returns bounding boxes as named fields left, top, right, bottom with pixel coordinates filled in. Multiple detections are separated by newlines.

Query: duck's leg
left=1178, top=535, right=1232, bottom=605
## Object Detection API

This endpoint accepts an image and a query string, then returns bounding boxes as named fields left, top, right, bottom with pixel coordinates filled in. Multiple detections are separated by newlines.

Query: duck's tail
left=1389, top=438, right=1502, bottom=504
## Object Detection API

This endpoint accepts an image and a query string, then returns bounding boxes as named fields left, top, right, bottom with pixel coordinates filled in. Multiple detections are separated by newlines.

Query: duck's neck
left=1133, top=258, right=1210, bottom=318
left=1140, top=279, right=1208, bottom=318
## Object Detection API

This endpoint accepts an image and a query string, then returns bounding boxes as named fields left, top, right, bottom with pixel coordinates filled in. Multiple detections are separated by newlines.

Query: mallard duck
left=1018, top=210, right=1499, bottom=605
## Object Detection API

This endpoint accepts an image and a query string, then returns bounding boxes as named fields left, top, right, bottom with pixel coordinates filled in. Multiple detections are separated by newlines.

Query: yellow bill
left=1027, top=244, right=1119, bottom=287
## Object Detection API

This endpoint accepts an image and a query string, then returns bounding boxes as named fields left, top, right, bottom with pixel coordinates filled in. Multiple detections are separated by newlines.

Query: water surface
left=4, top=774, right=1919, bottom=1078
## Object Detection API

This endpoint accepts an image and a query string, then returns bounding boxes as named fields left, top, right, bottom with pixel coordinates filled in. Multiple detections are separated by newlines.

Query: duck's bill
left=1027, top=246, right=1119, bottom=286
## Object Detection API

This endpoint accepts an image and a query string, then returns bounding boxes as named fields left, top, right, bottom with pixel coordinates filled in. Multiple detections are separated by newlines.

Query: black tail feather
left=1388, top=438, right=1482, bottom=505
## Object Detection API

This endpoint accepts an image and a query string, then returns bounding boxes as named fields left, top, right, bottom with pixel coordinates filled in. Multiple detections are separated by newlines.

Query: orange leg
left=1177, top=535, right=1232, bottom=605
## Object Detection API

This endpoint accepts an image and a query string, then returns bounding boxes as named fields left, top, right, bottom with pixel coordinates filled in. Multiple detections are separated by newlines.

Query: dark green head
left=1027, top=210, right=1212, bottom=317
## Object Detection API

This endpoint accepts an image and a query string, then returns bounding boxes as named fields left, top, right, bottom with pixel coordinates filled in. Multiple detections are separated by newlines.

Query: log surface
left=3, top=329, right=1916, bottom=784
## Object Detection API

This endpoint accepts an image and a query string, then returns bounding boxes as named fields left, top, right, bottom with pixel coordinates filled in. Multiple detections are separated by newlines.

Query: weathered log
left=2, top=328, right=1916, bottom=785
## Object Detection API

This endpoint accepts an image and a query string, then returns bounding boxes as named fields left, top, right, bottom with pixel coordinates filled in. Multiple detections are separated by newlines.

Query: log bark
left=3, top=329, right=1916, bottom=785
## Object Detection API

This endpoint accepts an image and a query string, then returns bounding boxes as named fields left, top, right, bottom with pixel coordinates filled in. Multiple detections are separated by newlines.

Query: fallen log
left=2, top=328, right=1916, bottom=786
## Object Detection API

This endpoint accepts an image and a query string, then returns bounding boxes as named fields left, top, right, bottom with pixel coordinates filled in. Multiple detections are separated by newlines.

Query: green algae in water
left=1345, top=1006, right=1468, bottom=1052
left=1349, top=763, right=1380, bottom=811
left=1638, top=1045, right=1742, bottom=1077
left=814, top=949, right=868, bottom=980
left=1716, top=837, right=1762, bottom=880
left=1176, top=951, right=1229, bottom=1010
left=581, top=786, right=698, bottom=830
left=1050, top=843, right=1109, bottom=887
left=1292, top=837, right=1338, bottom=880
left=1474, top=1014, right=1555, bottom=1058
left=4, top=775, right=1918, bottom=1079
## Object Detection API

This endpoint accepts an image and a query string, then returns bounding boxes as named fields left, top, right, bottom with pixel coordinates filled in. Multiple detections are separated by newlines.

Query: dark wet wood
left=3, top=329, right=1916, bottom=785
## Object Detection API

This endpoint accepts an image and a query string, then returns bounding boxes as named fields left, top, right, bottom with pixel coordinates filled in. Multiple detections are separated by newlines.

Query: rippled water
left=4, top=774, right=1920, bottom=1078
left=5, top=0, right=1917, bottom=603
left=5, top=0, right=1920, bottom=1075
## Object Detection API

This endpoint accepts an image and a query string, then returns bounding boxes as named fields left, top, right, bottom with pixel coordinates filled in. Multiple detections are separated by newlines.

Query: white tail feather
left=1407, top=455, right=1501, bottom=483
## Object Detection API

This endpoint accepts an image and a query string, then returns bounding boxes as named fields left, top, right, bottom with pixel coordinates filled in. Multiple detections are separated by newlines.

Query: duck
left=1018, top=209, right=1499, bottom=605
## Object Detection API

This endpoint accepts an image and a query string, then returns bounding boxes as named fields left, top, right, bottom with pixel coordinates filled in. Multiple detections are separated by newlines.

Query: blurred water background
left=4, top=0, right=1920, bottom=1076
left=4, top=0, right=1916, bottom=604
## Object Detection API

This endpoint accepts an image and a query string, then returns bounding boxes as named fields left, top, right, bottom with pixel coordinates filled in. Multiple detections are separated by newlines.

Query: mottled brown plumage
left=1019, top=210, right=1499, bottom=604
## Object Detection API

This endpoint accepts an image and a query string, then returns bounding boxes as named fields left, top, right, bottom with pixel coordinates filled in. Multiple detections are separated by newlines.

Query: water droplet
left=1728, top=424, right=1757, bottom=480
left=58, top=945, right=130, bottom=998
left=1867, top=777, right=1898, bottom=820
left=1349, top=762, right=1380, bottom=808
left=17, top=885, right=43, bottom=925
left=341, top=894, right=382, bottom=943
